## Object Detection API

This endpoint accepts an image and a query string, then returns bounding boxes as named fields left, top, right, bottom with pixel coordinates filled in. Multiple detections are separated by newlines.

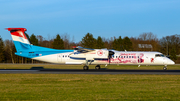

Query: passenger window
left=129, top=56, right=131, bottom=58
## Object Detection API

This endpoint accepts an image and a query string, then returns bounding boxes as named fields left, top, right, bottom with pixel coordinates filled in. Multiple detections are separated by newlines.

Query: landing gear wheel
left=95, top=65, right=101, bottom=70
left=163, top=66, right=167, bottom=70
left=83, top=65, right=89, bottom=70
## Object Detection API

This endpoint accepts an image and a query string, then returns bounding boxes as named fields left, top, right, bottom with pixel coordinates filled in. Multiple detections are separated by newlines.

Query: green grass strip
left=0, top=64, right=180, bottom=70
left=0, top=74, right=180, bottom=100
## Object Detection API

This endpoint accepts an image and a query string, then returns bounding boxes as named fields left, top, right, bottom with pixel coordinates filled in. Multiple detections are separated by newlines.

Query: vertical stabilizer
left=6, top=28, right=32, bottom=52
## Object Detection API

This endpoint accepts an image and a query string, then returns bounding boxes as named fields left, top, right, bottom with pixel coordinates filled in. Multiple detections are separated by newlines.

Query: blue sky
left=0, top=0, right=180, bottom=42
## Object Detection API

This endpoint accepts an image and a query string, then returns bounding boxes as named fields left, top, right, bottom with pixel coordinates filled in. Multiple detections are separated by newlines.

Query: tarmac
left=0, top=69, right=180, bottom=75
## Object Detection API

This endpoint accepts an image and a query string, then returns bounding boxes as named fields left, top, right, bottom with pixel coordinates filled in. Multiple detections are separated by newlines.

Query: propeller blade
left=108, top=50, right=114, bottom=64
left=109, top=51, right=114, bottom=56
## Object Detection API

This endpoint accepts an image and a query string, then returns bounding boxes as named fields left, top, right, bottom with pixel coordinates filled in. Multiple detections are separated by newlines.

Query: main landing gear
left=83, top=65, right=101, bottom=70
left=83, top=65, right=89, bottom=70
left=95, top=65, right=101, bottom=70
left=83, top=60, right=101, bottom=70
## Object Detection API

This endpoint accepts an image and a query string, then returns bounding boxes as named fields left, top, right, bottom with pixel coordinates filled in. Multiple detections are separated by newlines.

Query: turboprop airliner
left=6, top=28, right=175, bottom=70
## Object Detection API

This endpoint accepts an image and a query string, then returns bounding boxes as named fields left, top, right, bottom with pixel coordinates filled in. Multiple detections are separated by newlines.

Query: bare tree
left=62, top=33, right=70, bottom=49
left=4, top=40, right=15, bottom=63
left=131, top=32, right=159, bottom=51
left=160, top=34, right=180, bottom=56
left=139, top=32, right=158, bottom=41
left=37, top=35, right=44, bottom=46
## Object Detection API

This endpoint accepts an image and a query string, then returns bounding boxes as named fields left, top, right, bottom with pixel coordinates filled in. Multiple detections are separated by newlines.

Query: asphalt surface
left=0, top=69, right=180, bottom=74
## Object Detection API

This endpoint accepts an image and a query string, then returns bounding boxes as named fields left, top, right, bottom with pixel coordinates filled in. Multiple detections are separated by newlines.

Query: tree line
left=0, top=32, right=179, bottom=63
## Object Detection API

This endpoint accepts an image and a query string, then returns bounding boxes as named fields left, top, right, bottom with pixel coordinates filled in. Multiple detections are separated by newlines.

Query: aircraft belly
left=63, top=58, right=85, bottom=64
left=33, top=54, right=59, bottom=63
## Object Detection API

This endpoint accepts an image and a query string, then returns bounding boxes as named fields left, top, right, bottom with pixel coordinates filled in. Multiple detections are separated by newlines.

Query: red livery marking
left=151, top=58, right=154, bottom=63
left=97, top=50, right=103, bottom=56
left=72, top=46, right=76, bottom=48
left=6, top=28, right=27, bottom=39
left=107, top=53, right=145, bottom=64
left=11, top=31, right=27, bottom=39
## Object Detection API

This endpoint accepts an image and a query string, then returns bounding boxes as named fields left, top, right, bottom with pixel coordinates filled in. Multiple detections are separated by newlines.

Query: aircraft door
left=57, top=54, right=62, bottom=63
left=137, top=53, right=144, bottom=63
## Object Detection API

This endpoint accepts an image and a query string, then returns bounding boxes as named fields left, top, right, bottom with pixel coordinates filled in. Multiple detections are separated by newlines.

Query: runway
left=0, top=69, right=180, bottom=74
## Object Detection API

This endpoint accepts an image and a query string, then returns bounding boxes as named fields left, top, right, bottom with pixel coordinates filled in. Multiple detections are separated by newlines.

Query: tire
left=83, top=66, right=89, bottom=70
left=163, top=67, right=167, bottom=70
left=95, top=65, right=100, bottom=70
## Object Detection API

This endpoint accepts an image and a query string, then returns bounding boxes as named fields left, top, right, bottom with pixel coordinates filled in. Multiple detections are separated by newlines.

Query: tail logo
left=18, top=31, right=27, bottom=39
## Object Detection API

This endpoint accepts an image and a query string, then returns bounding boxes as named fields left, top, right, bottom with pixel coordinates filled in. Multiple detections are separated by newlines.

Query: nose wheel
left=163, top=66, right=167, bottom=70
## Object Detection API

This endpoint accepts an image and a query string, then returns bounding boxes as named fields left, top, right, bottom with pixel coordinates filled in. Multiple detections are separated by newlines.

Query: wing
left=74, top=46, right=95, bottom=53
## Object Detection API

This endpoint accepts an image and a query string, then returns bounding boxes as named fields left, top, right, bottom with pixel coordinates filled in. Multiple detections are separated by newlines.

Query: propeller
left=108, top=50, right=114, bottom=64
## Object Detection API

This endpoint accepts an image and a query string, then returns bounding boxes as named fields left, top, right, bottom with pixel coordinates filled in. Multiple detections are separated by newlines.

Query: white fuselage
left=32, top=50, right=175, bottom=65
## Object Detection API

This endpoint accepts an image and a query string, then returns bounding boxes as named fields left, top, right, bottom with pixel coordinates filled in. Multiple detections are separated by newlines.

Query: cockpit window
left=155, top=54, right=165, bottom=57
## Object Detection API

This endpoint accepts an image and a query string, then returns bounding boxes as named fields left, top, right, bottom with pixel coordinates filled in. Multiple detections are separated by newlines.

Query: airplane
left=6, top=28, right=175, bottom=70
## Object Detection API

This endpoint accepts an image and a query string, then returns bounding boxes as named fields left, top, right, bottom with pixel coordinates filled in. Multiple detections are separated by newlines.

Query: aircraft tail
left=6, top=28, right=32, bottom=52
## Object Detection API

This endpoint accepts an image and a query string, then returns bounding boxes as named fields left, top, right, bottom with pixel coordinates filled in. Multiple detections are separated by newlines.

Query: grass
left=0, top=64, right=180, bottom=100
left=0, top=63, right=180, bottom=70
left=0, top=74, right=180, bottom=100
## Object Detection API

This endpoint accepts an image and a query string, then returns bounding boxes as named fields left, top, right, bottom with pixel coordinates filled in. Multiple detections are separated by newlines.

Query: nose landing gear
left=163, top=65, right=167, bottom=70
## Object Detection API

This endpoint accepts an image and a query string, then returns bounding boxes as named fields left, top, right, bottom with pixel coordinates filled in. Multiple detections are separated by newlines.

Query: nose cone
left=168, top=59, right=175, bottom=65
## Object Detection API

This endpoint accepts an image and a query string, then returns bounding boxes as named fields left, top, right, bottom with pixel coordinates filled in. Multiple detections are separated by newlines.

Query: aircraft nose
left=171, top=60, right=175, bottom=64
left=168, top=59, right=175, bottom=65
